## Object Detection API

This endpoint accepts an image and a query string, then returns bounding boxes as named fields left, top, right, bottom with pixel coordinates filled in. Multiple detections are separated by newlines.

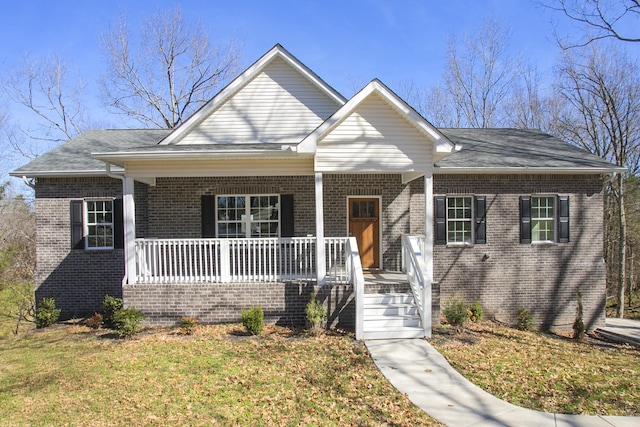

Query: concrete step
left=363, top=304, right=418, bottom=316
left=362, top=326, right=424, bottom=340
left=363, top=314, right=420, bottom=328
left=363, top=292, right=415, bottom=305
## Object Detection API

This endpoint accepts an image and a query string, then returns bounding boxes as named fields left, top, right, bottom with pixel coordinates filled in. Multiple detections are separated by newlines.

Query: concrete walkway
left=596, top=318, right=640, bottom=347
left=366, top=338, right=640, bottom=427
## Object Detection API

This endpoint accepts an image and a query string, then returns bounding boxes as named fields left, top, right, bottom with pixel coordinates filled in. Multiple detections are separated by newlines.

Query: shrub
left=443, top=296, right=469, bottom=331
left=103, top=295, right=123, bottom=327
left=469, top=301, right=483, bottom=322
left=241, top=306, right=264, bottom=335
left=305, top=293, right=327, bottom=332
left=573, top=292, right=585, bottom=340
left=179, top=316, right=199, bottom=335
left=112, top=307, right=145, bottom=338
left=515, top=309, right=533, bottom=331
left=35, top=297, right=61, bottom=328
left=86, top=313, right=103, bottom=329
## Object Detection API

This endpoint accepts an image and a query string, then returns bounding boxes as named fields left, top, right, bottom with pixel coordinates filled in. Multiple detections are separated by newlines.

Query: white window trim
left=446, top=195, right=474, bottom=246
left=84, top=198, right=115, bottom=251
left=216, top=194, right=281, bottom=238
left=531, top=195, right=556, bottom=244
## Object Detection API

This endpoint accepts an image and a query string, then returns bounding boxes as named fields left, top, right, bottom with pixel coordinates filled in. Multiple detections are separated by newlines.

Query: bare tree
left=553, top=43, right=640, bottom=317
left=545, top=0, right=640, bottom=47
left=437, top=17, right=521, bottom=128
left=100, top=7, right=242, bottom=129
left=0, top=55, right=89, bottom=144
left=0, top=182, right=36, bottom=334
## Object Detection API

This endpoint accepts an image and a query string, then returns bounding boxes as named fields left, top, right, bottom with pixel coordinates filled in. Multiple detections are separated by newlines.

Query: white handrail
left=402, top=235, right=431, bottom=338
left=346, top=237, right=366, bottom=340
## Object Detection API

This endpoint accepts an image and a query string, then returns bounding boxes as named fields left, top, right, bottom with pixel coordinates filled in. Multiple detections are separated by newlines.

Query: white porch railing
left=134, top=237, right=350, bottom=284
left=402, top=235, right=432, bottom=338
left=347, top=237, right=366, bottom=340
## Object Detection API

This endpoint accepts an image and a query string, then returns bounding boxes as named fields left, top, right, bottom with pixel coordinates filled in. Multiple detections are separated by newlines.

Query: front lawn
left=0, top=323, right=441, bottom=426
left=431, top=321, right=640, bottom=416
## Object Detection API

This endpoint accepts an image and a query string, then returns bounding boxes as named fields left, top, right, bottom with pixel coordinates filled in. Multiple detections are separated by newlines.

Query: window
left=520, top=195, right=569, bottom=244
left=85, top=200, right=115, bottom=249
left=531, top=196, right=555, bottom=242
left=217, top=195, right=280, bottom=238
left=435, top=195, right=486, bottom=245
left=447, top=197, right=472, bottom=244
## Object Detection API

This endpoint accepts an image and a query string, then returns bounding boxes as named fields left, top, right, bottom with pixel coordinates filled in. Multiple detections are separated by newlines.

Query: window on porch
left=217, top=195, right=280, bottom=238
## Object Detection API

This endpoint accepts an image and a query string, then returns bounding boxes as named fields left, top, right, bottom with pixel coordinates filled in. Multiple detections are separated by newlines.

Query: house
left=11, top=44, right=622, bottom=339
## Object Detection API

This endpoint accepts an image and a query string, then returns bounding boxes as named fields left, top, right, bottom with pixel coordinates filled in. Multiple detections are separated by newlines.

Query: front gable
left=307, top=80, right=457, bottom=172
left=162, top=44, right=345, bottom=146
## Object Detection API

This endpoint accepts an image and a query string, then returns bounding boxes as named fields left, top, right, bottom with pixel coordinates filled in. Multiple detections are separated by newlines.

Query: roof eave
left=434, top=166, right=626, bottom=175
left=8, top=169, right=117, bottom=178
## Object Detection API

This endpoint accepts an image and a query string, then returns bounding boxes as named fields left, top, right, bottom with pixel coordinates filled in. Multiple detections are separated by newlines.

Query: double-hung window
left=217, top=195, right=280, bottom=238
left=85, top=199, right=115, bottom=249
left=520, top=195, right=569, bottom=243
left=71, top=198, right=122, bottom=250
left=447, top=197, right=473, bottom=244
left=531, top=196, right=555, bottom=242
left=435, top=195, right=486, bottom=245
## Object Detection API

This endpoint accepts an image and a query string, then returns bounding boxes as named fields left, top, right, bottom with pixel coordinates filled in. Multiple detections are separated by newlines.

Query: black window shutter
left=435, top=196, right=446, bottom=245
left=475, top=196, right=486, bottom=244
left=558, top=196, right=569, bottom=243
left=113, top=199, right=124, bottom=249
left=520, top=196, right=531, bottom=244
left=280, top=194, right=295, bottom=237
left=201, top=195, right=216, bottom=238
left=70, top=200, right=84, bottom=249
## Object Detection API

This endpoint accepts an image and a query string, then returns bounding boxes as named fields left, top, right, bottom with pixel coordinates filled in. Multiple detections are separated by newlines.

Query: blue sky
left=1, top=0, right=565, bottom=100
left=1, top=0, right=638, bottom=186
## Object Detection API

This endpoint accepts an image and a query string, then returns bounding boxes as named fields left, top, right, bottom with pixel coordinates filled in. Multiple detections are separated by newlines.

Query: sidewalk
left=596, top=318, right=640, bottom=347
left=366, top=338, right=639, bottom=427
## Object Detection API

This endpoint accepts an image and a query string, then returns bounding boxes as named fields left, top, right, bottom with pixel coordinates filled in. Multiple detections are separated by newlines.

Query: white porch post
left=123, top=177, right=137, bottom=285
left=424, top=172, right=434, bottom=283
left=423, top=172, right=433, bottom=336
left=315, top=172, right=326, bottom=285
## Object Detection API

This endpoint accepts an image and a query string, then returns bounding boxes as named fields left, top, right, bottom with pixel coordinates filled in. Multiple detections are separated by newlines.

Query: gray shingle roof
left=10, top=129, right=170, bottom=176
left=11, top=127, right=622, bottom=177
left=438, top=128, right=621, bottom=172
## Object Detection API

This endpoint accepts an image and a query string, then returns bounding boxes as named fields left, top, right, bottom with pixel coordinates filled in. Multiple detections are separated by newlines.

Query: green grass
left=431, top=321, right=640, bottom=416
left=0, top=323, right=441, bottom=426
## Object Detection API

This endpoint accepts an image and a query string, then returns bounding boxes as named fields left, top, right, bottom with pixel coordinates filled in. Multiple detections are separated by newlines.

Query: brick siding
left=35, top=177, right=125, bottom=317
left=34, top=173, right=606, bottom=333
left=411, top=174, right=606, bottom=332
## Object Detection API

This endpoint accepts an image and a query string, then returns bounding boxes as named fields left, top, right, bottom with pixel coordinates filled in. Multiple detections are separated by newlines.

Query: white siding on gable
left=178, top=57, right=340, bottom=145
left=316, top=93, right=434, bottom=172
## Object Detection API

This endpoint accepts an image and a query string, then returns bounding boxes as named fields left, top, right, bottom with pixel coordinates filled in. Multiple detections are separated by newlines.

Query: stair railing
left=346, top=237, right=365, bottom=340
left=402, top=235, right=431, bottom=338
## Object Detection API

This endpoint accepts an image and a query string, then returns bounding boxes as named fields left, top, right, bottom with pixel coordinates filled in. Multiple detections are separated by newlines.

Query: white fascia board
left=434, top=166, right=626, bottom=175
left=8, top=169, right=120, bottom=178
left=160, top=45, right=346, bottom=146
left=93, top=147, right=301, bottom=161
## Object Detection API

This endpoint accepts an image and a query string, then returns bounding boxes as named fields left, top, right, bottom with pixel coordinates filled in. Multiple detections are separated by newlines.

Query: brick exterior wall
left=35, top=177, right=125, bottom=317
left=411, top=174, right=607, bottom=332
left=34, top=173, right=606, bottom=333
left=123, top=282, right=354, bottom=329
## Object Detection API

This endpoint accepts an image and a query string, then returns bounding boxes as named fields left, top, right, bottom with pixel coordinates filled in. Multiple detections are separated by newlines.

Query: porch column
left=424, top=172, right=433, bottom=283
left=315, top=172, right=326, bottom=285
left=123, top=177, right=137, bottom=285
left=423, top=172, right=433, bottom=336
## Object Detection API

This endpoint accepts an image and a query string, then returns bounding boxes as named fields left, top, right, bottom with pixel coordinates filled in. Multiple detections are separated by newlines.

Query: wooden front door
left=349, top=198, right=380, bottom=269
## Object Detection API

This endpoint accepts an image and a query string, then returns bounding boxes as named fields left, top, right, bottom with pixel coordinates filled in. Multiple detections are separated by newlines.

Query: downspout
left=22, top=176, right=36, bottom=190
left=104, top=162, right=128, bottom=287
